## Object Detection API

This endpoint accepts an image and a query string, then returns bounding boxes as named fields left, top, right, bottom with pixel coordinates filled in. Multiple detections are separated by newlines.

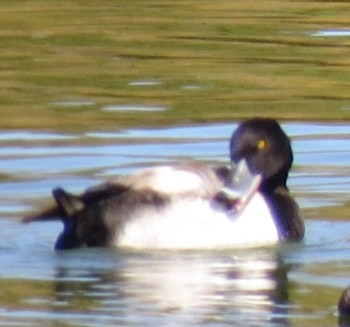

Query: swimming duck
left=23, top=118, right=304, bottom=250
left=338, top=285, right=350, bottom=326
left=339, top=285, right=350, bottom=316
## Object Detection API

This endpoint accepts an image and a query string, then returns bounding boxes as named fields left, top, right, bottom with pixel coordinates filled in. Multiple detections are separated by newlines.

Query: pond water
left=0, top=122, right=349, bottom=327
left=1, top=0, right=350, bottom=325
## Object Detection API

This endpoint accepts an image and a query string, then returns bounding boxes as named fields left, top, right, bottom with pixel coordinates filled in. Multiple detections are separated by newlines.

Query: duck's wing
left=23, top=163, right=225, bottom=223
left=111, top=163, right=224, bottom=198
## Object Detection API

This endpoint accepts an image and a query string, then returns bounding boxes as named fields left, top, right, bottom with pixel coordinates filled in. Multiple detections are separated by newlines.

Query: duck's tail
left=22, top=204, right=62, bottom=223
left=22, top=183, right=129, bottom=224
left=22, top=188, right=83, bottom=223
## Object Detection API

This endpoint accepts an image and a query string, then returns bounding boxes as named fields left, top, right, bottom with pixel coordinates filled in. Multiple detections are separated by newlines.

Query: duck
left=339, top=285, right=350, bottom=316
left=339, top=285, right=350, bottom=326
left=22, top=118, right=304, bottom=250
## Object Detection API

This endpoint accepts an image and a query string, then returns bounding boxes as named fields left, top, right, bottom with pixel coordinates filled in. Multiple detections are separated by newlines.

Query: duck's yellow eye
left=257, top=139, right=266, bottom=150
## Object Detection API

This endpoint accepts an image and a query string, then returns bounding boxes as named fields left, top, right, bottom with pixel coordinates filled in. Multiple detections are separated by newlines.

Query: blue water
left=0, top=122, right=349, bottom=326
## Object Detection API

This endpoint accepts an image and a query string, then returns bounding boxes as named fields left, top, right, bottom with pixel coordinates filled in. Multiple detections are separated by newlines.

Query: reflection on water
left=128, top=80, right=163, bottom=87
left=51, top=100, right=96, bottom=108
left=101, top=104, right=167, bottom=112
left=311, top=29, right=350, bottom=37
left=52, top=250, right=290, bottom=327
left=0, top=247, right=290, bottom=327
left=0, top=122, right=349, bottom=326
left=2, top=0, right=350, bottom=131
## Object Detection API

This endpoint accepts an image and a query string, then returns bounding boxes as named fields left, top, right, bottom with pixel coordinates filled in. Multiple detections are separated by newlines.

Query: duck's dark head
left=230, top=118, right=304, bottom=242
left=230, top=118, right=293, bottom=192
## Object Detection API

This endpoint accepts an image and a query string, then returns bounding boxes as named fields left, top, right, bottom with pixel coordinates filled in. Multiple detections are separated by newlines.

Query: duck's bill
left=215, top=159, right=262, bottom=213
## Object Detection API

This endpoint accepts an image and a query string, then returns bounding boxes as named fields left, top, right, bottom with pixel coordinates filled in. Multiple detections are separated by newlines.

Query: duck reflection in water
left=52, top=249, right=293, bottom=326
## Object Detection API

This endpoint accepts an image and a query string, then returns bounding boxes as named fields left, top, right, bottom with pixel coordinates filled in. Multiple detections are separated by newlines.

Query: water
left=2, top=0, right=350, bottom=131
left=0, top=122, right=349, bottom=327
left=1, top=0, right=349, bottom=324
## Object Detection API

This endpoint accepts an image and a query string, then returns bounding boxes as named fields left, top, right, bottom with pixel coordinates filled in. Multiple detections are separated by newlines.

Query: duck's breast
left=115, top=192, right=279, bottom=250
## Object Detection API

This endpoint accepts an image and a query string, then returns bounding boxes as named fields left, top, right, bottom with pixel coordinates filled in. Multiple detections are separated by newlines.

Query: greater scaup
left=339, top=285, right=350, bottom=315
left=338, top=285, right=350, bottom=326
left=23, top=118, right=304, bottom=250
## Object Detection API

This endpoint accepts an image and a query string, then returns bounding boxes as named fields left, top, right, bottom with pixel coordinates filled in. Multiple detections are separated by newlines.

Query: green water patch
left=0, top=0, right=349, bottom=131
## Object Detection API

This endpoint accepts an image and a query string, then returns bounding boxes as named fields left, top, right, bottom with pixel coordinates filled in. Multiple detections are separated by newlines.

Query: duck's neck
left=260, top=170, right=288, bottom=194
left=261, top=175, right=304, bottom=242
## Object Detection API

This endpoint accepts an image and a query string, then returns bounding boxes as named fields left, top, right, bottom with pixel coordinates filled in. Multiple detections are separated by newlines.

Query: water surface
left=0, top=122, right=349, bottom=327
left=1, top=1, right=349, bottom=325
left=1, top=0, right=350, bottom=130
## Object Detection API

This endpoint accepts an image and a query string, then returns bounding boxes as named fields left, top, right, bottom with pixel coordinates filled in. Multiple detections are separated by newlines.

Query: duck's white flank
left=116, top=192, right=279, bottom=250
